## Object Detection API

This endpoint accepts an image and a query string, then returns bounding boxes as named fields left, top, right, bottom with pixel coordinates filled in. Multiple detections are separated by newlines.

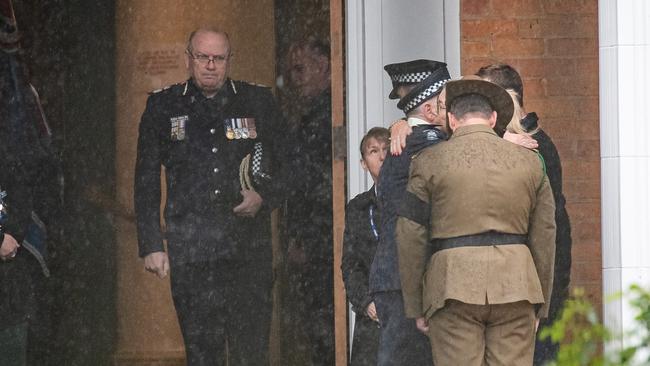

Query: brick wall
left=460, top=0, right=601, bottom=306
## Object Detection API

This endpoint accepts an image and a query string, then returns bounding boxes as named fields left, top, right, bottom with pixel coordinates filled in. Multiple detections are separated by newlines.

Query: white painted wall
left=345, top=0, right=460, bottom=354
left=599, top=0, right=650, bottom=360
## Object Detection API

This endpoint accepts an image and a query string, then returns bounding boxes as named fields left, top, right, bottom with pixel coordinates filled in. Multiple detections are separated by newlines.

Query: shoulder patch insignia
left=234, top=79, right=270, bottom=88
left=149, top=85, right=172, bottom=95
left=149, top=81, right=186, bottom=95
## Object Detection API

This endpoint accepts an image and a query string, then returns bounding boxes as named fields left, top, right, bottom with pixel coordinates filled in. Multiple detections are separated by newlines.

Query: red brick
left=569, top=118, right=600, bottom=140
left=563, top=178, right=600, bottom=201
left=462, top=41, right=491, bottom=58
left=573, top=222, right=601, bottom=242
left=576, top=138, right=600, bottom=160
left=463, top=19, right=518, bottom=40
left=536, top=117, right=575, bottom=135
left=562, top=160, right=600, bottom=180
left=492, top=36, right=545, bottom=57
left=526, top=97, right=579, bottom=119
left=572, top=260, right=603, bottom=283
left=566, top=202, right=601, bottom=223
left=570, top=242, right=602, bottom=260
left=492, top=0, right=544, bottom=17
left=574, top=97, right=601, bottom=121
left=546, top=38, right=598, bottom=57
left=461, top=57, right=499, bottom=74
left=543, top=0, right=598, bottom=15
left=517, top=19, right=543, bottom=38
left=545, top=74, right=598, bottom=97
left=571, top=239, right=602, bottom=256
left=543, top=138, right=577, bottom=160
left=509, top=58, right=576, bottom=78
left=522, top=78, right=546, bottom=98
left=462, top=0, right=492, bottom=17
left=518, top=16, right=597, bottom=39
left=575, top=283, right=603, bottom=310
left=576, top=57, right=599, bottom=76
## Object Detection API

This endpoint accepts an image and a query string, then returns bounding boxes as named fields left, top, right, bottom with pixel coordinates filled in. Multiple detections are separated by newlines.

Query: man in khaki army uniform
left=396, top=77, right=556, bottom=365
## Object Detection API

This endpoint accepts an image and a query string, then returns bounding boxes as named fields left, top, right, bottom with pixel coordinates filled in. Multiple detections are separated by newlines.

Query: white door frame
left=344, top=0, right=460, bottom=351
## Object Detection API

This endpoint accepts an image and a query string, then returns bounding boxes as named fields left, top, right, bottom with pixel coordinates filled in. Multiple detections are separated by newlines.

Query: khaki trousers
left=428, top=300, right=536, bottom=366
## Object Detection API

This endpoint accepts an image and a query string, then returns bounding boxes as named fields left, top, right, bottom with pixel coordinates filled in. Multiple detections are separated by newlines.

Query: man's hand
left=233, top=189, right=263, bottom=218
left=503, top=131, right=538, bottom=149
left=366, top=302, right=379, bottom=322
left=0, top=234, right=19, bottom=261
left=144, top=251, right=169, bottom=279
left=389, top=119, right=412, bottom=156
left=416, top=317, right=429, bottom=334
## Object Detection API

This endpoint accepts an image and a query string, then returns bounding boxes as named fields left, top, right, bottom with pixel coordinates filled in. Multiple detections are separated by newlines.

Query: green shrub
left=539, top=285, right=650, bottom=366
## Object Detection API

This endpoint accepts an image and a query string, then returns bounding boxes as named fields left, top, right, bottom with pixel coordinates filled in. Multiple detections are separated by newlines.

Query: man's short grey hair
left=186, top=27, right=232, bottom=55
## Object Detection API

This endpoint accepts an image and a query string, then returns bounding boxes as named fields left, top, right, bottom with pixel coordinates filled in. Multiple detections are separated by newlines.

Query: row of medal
left=224, top=118, right=257, bottom=140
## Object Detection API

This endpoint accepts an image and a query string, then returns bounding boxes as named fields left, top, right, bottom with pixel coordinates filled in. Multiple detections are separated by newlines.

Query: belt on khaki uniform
left=430, top=231, right=528, bottom=254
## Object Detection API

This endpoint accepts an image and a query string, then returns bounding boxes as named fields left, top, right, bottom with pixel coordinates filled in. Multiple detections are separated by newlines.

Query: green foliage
left=539, top=285, right=650, bottom=366
left=628, top=284, right=650, bottom=364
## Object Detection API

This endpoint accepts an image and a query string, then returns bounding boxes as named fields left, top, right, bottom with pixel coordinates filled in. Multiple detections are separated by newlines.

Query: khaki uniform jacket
left=396, top=124, right=556, bottom=320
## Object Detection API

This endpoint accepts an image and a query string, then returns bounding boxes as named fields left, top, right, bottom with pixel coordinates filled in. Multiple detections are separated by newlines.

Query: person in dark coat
left=0, top=39, right=60, bottom=366
left=369, top=60, right=451, bottom=366
left=477, top=63, right=573, bottom=365
left=282, top=38, right=335, bottom=366
left=342, top=127, right=389, bottom=366
left=134, top=28, right=283, bottom=366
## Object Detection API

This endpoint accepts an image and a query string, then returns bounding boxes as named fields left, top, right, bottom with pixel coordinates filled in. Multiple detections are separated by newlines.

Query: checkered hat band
left=252, top=142, right=263, bottom=174
left=404, top=79, right=450, bottom=113
left=391, top=71, right=433, bottom=83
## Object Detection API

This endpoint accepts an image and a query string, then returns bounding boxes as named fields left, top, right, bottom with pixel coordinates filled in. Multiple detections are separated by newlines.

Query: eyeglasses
left=186, top=50, right=230, bottom=65
left=436, top=101, right=446, bottom=115
left=434, top=95, right=446, bottom=115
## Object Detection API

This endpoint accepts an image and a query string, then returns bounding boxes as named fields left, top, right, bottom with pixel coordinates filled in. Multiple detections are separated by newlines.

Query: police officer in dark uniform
left=341, top=127, right=389, bottom=366
left=369, top=60, right=451, bottom=366
left=134, top=28, right=282, bottom=366
left=1, top=35, right=61, bottom=366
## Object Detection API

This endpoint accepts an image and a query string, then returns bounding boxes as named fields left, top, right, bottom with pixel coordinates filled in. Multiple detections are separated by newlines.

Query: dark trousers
left=350, top=314, right=380, bottom=366
left=285, top=263, right=335, bottom=366
left=374, top=291, right=432, bottom=366
left=533, top=294, right=566, bottom=365
left=533, top=332, right=559, bottom=366
left=170, top=260, right=272, bottom=366
left=533, top=310, right=562, bottom=365
left=0, top=322, right=27, bottom=366
left=0, top=253, right=49, bottom=366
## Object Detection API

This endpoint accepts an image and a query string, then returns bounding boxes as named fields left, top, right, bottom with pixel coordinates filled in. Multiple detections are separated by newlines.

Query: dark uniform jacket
left=533, top=125, right=573, bottom=364
left=1, top=50, right=60, bottom=328
left=342, top=186, right=379, bottom=313
left=134, top=78, right=282, bottom=265
left=341, top=186, right=380, bottom=366
left=533, top=128, right=572, bottom=321
left=396, top=124, right=556, bottom=320
left=368, top=124, right=445, bottom=293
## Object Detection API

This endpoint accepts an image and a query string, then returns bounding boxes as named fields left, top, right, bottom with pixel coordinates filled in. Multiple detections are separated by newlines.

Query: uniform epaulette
left=233, top=79, right=271, bottom=89
left=149, top=81, right=187, bottom=95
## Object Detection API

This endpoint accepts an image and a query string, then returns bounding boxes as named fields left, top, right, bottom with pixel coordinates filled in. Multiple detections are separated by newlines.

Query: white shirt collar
left=407, top=116, right=430, bottom=127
